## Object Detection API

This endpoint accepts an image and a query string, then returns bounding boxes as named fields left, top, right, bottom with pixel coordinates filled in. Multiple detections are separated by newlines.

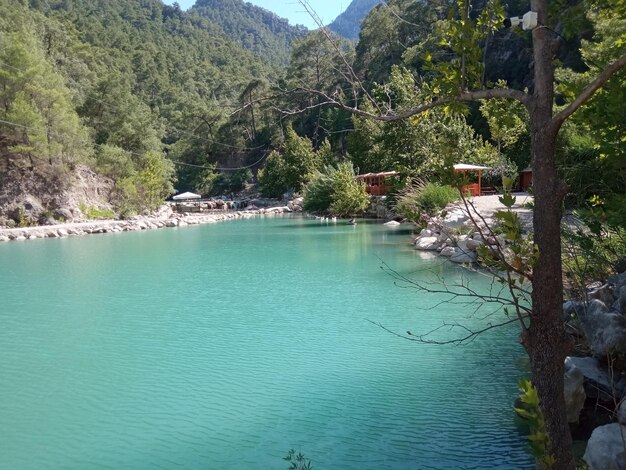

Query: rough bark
left=524, top=0, right=575, bottom=467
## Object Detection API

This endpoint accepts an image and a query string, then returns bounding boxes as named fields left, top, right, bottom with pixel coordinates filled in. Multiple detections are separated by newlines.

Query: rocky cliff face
left=0, top=157, right=114, bottom=227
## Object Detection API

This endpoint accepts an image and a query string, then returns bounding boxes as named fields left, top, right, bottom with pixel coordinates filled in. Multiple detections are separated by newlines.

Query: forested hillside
left=0, top=0, right=623, bottom=227
left=191, top=0, right=308, bottom=67
left=0, top=0, right=281, bottom=223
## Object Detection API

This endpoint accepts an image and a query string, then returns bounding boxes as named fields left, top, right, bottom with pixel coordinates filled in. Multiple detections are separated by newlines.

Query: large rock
left=442, top=209, right=469, bottom=229
left=439, top=246, right=456, bottom=257
left=53, top=208, right=73, bottom=222
left=580, top=299, right=626, bottom=358
left=415, top=236, right=441, bottom=251
left=589, top=283, right=616, bottom=307
left=383, top=220, right=401, bottom=226
left=564, top=357, right=586, bottom=423
left=563, top=300, right=586, bottom=321
left=567, top=356, right=616, bottom=403
left=465, top=238, right=484, bottom=251
left=613, top=285, right=626, bottom=315
left=608, top=272, right=626, bottom=291
left=449, top=249, right=477, bottom=264
left=583, top=423, right=626, bottom=470
left=448, top=240, right=477, bottom=264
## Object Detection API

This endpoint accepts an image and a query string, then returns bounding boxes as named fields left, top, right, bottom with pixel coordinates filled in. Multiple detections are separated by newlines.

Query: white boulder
left=415, top=236, right=441, bottom=251
left=442, top=209, right=469, bottom=229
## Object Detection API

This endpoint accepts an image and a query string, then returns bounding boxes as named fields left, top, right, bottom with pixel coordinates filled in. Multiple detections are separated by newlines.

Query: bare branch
left=297, top=0, right=382, bottom=114
left=379, top=260, right=531, bottom=316
left=367, top=317, right=523, bottom=345
left=454, top=193, right=532, bottom=331
left=553, top=52, right=626, bottom=127
left=282, top=86, right=530, bottom=121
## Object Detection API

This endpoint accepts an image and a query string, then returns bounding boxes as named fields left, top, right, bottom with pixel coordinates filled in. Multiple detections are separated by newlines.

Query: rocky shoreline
left=0, top=201, right=302, bottom=243
left=408, top=195, right=626, bottom=467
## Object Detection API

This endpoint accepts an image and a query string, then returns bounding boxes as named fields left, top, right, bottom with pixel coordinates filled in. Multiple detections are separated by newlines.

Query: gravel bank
left=0, top=205, right=297, bottom=243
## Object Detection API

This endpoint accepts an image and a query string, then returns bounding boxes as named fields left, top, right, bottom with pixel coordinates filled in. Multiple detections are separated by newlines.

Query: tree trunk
left=526, top=123, right=574, bottom=469
left=249, top=90, right=256, bottom=141
left=525, top=0, right=575, bottom=467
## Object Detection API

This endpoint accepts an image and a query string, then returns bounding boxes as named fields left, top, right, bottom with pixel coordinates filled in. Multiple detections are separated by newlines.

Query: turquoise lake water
left=0, top=216, right=532, bottom=469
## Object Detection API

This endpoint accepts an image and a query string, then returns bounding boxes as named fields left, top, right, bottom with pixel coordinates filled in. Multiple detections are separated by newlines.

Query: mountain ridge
left=327, top=0, right=383, bottom=39
left=191, top=0, right=308, bottom=66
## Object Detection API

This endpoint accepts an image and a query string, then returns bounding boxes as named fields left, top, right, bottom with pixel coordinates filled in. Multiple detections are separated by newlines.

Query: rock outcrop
left=583, top=423, right=626, bottom=470
left=0, top=162, right=114, bottom=226
left=564, top=277, right=626, bottom=362
left=564, top=357, right=586, bottom=423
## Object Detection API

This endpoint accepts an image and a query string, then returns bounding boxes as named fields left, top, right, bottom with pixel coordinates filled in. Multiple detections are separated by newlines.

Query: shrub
left=302, top=171, right=333, bottom=213
left=562, top=210, right=626, bottom=293
left=303, top=162, right=369, bottom=216
left=481, top=157, right=519, bottom=189
left=79, top=203, right=115, bottom=220
left=394, top=179, right=458, bottom=221
left=416, top=183, right=459, bottom=214
left=258, top=150, right=287, bottom=198
left=258, top=127, right=329, bottom=198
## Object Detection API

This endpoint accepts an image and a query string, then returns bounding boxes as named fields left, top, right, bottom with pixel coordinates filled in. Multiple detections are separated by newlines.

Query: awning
left=172, top=192, right=201, bottom=200
left=453, top=163, right=491, bottom=171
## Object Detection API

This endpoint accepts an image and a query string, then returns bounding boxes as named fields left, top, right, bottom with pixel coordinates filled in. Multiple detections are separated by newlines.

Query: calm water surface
left=0, top=216, right=532, bottom=469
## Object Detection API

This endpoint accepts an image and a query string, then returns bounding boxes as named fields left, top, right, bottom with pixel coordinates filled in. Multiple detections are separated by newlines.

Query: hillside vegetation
left=192, top=0, right=308, bottom=66
left=0, top=0, right=278, bottom=223
left=0, top=0, right=623, bottom=227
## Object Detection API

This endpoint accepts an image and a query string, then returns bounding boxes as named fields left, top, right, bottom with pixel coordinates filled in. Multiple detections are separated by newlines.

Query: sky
left=162, top=0, right=349, bottom=28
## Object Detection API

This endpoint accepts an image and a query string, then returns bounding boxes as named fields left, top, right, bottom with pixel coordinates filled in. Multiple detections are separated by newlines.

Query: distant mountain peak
left=327, top=0, right=384, bottom=40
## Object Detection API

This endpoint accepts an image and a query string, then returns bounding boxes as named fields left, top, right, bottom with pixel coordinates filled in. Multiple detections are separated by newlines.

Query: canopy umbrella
left=172, top=192, right=201, bottom=201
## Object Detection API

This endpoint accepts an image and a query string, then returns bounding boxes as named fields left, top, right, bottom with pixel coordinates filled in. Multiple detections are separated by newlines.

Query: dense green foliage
left=0, top=0, right=623, bottom=228
left=349, top=67, right=497, bottom=176
left=258, top=125, right=327, bottom=197
left=563, top=210, right=626, bottom=293
left=192, top=0, right=307, bottom=66
left=303, top=162, right=370, bottom=216
left=556, top=8, right=625, bottom=215
left=0, top=0, right=282, bottom=215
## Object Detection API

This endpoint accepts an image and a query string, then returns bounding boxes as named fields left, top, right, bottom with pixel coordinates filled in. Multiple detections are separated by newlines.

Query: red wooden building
left=453, top=163, right=491, bottom=196
left=520, top=167, right=533, bottom=191
left=355, top=171, right=399, bottom=196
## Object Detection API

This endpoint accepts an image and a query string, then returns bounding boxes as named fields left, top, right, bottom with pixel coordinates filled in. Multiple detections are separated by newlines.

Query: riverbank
left=410, top=193, right=626, bottom=467
left=0, top=203, right=299, bottom=242
left=412, top=193, right=533, bottom=263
